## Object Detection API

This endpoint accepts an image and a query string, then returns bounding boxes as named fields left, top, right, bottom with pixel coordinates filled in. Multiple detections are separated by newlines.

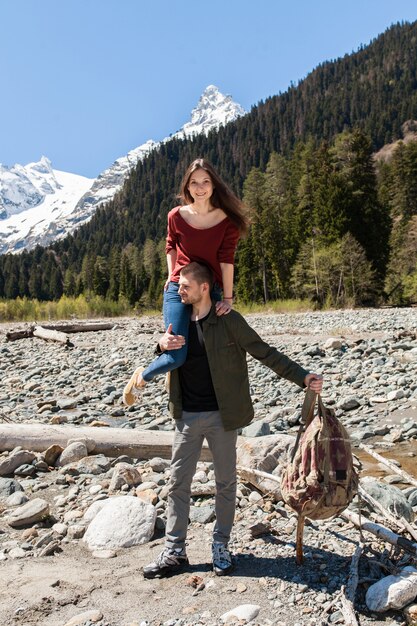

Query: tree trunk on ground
left=0, top=423, right=213, bottom=461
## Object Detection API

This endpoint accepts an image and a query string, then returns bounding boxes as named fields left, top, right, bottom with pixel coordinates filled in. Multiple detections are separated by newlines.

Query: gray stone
left=58, top=442, right=89, bottom=467
left=242, top=420, right=271, bottom=437
left=0, top=451, right=36, bottom=477
left=6, top=491, right=28, bottom=507
left=361, top=476, right=414, bottom=521
left=60, top=455, right=111, bottom=476
left=109, top=462, right=142, bottom=491
left=189, top=505, right=215, bottom=524
left=8, top=498, right=50, bottom=528
left=14, top=464, right=36, bottom=477
left=337, top=396, right=361, bottom=411
left=0, top=477, right=24, bottom=499
left=221, top=604, right=261, bottom=623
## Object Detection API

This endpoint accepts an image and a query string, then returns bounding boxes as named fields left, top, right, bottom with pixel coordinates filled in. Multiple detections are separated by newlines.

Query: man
left=142, top=262, right=323, bottom=579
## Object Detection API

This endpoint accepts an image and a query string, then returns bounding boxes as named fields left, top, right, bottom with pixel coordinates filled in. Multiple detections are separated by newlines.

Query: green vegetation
left=0, top=295, right=133, bottom=322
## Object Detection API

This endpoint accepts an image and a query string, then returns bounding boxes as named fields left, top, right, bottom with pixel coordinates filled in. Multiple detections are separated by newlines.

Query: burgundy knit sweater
left=165, top=206, right=239, bottom=287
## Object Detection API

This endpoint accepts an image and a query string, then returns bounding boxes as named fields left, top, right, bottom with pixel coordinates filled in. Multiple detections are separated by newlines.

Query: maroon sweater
left=165, top=206, right=239, bottom=287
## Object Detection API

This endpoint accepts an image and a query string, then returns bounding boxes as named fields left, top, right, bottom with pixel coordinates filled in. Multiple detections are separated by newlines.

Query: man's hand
left=158, top=323, right=186, bottom=352
left=304, top=373, right=323, bottom=393
left=215, top=300, right=233, bottom=316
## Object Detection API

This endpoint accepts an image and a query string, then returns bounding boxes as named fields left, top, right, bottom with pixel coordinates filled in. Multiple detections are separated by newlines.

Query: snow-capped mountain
left=0, top=85, right=245, bottom=254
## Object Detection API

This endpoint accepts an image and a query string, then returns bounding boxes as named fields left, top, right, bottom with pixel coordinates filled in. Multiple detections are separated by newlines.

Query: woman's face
left=187, top=168, right=214, bottom=202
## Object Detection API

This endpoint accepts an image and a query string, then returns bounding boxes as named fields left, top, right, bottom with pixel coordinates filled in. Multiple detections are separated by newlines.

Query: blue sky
left=1, top=0, right=417, bottom=178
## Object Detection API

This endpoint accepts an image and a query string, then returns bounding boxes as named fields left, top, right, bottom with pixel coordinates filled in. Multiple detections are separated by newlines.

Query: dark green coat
left=168, top=305, right=308, bottom=431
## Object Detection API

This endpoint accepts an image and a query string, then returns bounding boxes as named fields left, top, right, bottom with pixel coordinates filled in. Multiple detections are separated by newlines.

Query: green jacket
left=168, top=305, right=308, bottom=431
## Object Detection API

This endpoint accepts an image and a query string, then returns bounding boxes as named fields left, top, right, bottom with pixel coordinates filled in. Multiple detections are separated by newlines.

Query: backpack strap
left=290, top=388, right=318, bottom=463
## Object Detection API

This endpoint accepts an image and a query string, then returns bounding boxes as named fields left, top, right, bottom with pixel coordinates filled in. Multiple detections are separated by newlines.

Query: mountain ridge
left=0, top=85, right=245, bottom=254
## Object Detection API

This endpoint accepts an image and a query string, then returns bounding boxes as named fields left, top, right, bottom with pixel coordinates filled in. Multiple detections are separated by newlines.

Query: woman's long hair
left=178, top=158, right=250, bottom=236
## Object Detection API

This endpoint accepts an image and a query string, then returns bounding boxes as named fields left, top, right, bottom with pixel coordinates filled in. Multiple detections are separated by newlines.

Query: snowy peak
left=0, top=85, right=245, bottom=254
left=173, top=85, right=246, bottom=138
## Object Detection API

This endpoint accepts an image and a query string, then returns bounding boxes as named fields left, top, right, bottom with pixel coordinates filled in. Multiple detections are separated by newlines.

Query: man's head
left=178, top=262, right=213, bottom=306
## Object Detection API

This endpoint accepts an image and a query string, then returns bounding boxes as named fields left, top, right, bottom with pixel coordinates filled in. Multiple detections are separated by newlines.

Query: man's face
left=178, top=274, right=205, bottom=305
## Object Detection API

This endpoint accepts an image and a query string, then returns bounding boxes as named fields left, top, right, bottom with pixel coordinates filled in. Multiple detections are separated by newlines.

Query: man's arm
left=232, top=313, right=323, bottom=390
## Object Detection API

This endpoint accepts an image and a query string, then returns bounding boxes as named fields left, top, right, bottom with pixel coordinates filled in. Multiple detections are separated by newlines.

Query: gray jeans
left=165, top=410, right=238, bottom=550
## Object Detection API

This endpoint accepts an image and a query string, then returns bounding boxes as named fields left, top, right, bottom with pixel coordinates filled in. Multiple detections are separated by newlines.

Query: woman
left=123, top=158, right=249, bottom=404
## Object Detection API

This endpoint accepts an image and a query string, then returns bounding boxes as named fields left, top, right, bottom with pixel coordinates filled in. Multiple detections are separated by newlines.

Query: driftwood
left=33, top=325, right=73, bottom=346
left=0, top=423, right=212, bottom=461
left=40, top=322, right=115, bottom=334
left=359, top=443, right=417, bottom=487
left=345, top=542, right=364, bottom=603
left=5, top=328, right=34, bottom=341
left=237, top=465, right=281, bottom=492
left=340, top=586, right=360, bottom=626
left=341, top=508, right=417, bottom=557
left=6, top=321, right=114, bottom=342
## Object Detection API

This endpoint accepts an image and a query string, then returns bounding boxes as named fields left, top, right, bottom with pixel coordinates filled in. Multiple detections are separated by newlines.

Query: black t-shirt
left=179, top=313, right=219, bottom=412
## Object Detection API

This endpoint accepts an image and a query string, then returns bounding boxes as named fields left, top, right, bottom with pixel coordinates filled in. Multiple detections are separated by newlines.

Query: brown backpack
left=281, top=389, right=358, bottom=564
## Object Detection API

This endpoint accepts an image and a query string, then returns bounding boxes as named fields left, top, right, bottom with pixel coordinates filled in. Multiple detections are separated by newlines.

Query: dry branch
left=339, top=586, right=360, bottom=626
left=341, top=508, right=417, bottom=557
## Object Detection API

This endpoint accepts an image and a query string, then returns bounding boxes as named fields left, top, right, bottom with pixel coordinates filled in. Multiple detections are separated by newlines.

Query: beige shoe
left=123, top=366, right=146, bottom=406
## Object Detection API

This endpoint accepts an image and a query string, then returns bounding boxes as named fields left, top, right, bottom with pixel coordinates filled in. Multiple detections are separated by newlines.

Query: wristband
left=223, top=296, right=233, bottom=300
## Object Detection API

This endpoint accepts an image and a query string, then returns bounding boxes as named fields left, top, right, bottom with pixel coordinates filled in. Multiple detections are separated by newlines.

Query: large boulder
left=236, top=434, right=294, bottom=498
left=83, top=496, right=156, bottom=550
left=360, top=476, right=414, bottom=522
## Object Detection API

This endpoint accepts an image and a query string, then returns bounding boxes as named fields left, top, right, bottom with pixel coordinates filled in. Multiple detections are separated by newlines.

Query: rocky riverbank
left=0, top=308, right=416, bottom=626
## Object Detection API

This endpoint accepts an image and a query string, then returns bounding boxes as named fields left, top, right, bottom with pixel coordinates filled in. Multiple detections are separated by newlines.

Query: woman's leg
left=141, top=282, right=191, bottom=382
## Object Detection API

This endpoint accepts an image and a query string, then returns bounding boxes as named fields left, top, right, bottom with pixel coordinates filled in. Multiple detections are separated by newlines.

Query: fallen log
left=341, top=508, right=417, bottom=557
left=6, top=327, right=35, bottom=341
left=359, top=443, right=417, bottom=487
left=40, top=322, right=115, bottom=334
left=0, top=423, right=214, bottom=461
left=33, top=325, right=73, bottom=346
left=5, top=322, right=114, bottom=342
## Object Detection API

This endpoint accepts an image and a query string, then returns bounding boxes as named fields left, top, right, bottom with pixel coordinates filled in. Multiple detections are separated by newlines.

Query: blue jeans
left=142, top=282, right=221, bottom=382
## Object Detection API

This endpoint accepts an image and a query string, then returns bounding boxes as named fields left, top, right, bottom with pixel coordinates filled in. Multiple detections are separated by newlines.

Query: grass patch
left=235, top=299, right=313, bottom=315
left=0, top=295, right=134, bottom=322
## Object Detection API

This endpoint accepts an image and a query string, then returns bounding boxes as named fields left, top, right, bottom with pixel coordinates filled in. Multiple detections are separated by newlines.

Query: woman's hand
left=164, top=278, right=170, bottom=291
left=215, top=299, right=233, bottom=316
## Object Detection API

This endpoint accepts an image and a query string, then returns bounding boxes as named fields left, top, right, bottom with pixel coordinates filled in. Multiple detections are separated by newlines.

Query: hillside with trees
left=0, top=21, right=416, bottom=309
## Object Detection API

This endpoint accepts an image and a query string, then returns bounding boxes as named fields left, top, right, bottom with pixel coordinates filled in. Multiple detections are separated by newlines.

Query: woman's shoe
left=123, top=366, right=146, bottom=406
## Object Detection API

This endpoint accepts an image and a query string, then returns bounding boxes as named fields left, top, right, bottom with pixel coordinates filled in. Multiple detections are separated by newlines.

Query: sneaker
left=123, top=366, right=146, bottom=406
left=143, top=546, right=189, bottom=579
left=212, top=541, right=233, bottom=576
